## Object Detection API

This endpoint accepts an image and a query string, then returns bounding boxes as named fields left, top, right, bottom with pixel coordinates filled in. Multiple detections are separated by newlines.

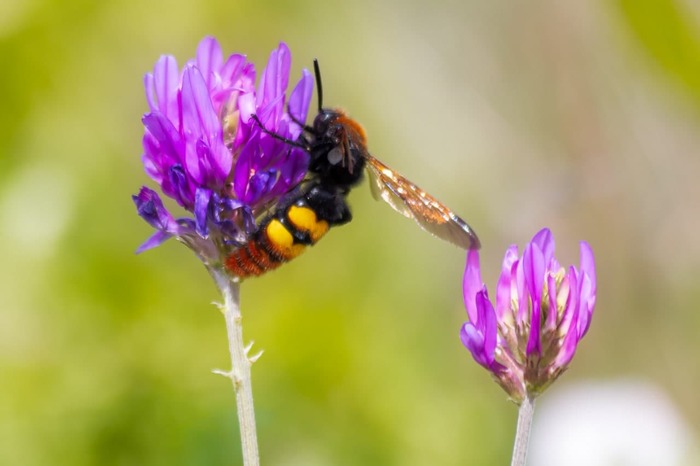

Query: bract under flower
left=134, top=37, right=314, bottom=268
left=460, top=228, right=596, bottom=402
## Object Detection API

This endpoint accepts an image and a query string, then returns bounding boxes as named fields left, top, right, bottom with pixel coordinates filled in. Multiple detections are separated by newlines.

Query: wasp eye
left=327, top=147, right=343, bottom=165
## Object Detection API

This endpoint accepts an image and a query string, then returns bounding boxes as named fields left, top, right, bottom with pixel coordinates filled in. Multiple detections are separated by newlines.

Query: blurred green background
left=2, top=0, right=699, bottom=464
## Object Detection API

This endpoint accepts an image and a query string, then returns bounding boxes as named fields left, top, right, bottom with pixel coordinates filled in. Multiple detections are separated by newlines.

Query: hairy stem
left=212, top=270, right=259, bottom=466
left=510, top=395, right=535, bottom=466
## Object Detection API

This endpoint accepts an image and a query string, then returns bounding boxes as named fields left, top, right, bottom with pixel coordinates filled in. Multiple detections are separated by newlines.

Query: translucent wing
left=365, top=155, right=480, bottom=250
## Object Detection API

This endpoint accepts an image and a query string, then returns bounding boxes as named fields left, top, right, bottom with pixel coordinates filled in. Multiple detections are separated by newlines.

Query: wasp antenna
left=251, top=114, right=306, bottom=148
left=313, top=59, right=324, bottom=113
left=287, top=108, right=314, bottom=133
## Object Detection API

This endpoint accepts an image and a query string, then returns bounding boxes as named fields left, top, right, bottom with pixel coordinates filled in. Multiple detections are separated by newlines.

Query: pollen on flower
left=222, top=112, right=239, bottom=147
left=553, top=267, right=566, bottom=284
left=556, top=280, right=569, bottom=310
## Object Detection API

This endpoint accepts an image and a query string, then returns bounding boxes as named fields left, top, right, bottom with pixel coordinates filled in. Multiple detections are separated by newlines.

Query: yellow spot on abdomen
left=287, top=206, right=329, bottom=242
left=265, top=219, right=306, bottom=259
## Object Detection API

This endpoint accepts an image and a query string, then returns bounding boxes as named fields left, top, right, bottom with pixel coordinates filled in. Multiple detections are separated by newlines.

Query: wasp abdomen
left=225, top=198, right=337, bottom=279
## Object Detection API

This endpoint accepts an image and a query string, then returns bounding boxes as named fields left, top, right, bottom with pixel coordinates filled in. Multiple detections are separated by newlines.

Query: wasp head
left=304, top=108, right=366, bottom=188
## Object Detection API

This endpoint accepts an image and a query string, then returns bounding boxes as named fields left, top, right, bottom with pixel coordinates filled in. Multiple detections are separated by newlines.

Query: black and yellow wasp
left=225, top=61, right=480, bottom=279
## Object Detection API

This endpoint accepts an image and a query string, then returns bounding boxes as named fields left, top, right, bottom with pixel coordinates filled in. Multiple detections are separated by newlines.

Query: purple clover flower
left=460, top=228, right=596, bottom=402
left=133, top=37, right=314, bottom=267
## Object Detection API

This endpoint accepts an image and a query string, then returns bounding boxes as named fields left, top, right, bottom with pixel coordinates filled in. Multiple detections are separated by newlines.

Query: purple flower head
left=134, top=37, right=314, bottom=268
left=460, top=228, right=596, bottom=403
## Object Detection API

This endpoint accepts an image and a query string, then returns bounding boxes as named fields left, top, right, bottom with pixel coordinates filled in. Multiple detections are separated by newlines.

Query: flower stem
left=510, top=395, right=535, bottom=466
left=212, top=270, right=260, bottom=466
